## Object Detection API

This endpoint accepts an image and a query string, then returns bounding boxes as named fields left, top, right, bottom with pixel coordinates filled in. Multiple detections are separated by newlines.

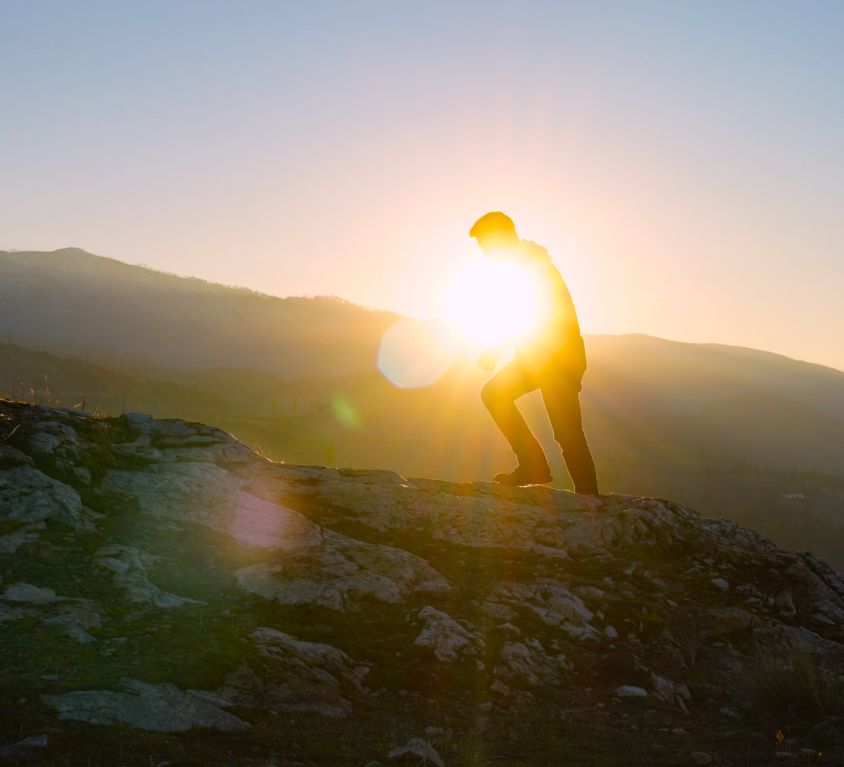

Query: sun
left=444, top=256, right=539, bottom=348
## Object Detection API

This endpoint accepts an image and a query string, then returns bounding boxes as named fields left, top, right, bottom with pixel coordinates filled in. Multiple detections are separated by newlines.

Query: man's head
left=469, top=211, right=519, bottom=256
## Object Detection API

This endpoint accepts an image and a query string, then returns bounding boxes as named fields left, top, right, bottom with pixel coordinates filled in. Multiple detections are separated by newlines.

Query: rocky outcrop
left=1, top=399, right=842, bottom=765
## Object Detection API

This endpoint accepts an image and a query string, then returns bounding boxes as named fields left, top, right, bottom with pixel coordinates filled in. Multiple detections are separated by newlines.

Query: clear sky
left=2, top=1, right=843, bottom=370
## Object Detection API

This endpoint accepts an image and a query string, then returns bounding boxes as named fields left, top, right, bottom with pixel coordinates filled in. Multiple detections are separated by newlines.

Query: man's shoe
left=492, top=465, right=553, bottom=486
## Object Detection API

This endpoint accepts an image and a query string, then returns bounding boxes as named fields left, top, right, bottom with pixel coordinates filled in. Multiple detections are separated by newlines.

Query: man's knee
left=481, top=378, right=514, bottom=410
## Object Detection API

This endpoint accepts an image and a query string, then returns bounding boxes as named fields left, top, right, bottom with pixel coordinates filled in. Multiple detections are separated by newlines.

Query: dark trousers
left=481, top=356, right=599, bottom=495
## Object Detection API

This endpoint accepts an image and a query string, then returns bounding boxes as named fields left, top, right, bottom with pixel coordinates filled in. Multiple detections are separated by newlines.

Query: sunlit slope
left=0, top=248, right=395, bottom=377
left=3, top=400, right=843, bottom=764
left=3, top=249, right=844, bottom=566
left=586, top=333, right=844, bottom=421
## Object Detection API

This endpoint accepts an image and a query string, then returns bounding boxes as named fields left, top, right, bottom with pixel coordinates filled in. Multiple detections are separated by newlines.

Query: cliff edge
left=1, top=399, right=842, bottom=766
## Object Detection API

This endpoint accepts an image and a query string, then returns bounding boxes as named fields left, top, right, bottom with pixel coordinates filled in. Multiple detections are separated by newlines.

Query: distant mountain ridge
left=0, top=248, right=396, bottom=378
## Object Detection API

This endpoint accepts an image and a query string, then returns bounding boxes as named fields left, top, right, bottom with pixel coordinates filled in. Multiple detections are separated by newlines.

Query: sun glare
left=444, top=256, right=539, bottom=348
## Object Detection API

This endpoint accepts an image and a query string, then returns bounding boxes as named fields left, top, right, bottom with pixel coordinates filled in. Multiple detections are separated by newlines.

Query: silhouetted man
left=470, top=211, right=599, bottom=494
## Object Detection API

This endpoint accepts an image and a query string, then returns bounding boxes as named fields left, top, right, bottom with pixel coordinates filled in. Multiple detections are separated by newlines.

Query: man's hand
left=478, top=349, right=498, bottom=371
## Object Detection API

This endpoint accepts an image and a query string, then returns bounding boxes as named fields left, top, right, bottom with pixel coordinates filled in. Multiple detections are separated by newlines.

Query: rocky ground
left=1, top=398, right=842, bottom=766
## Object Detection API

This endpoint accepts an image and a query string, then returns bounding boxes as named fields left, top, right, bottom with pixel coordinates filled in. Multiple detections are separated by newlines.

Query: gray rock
left=1, top=582, right=61, bottom=604
left=615, top=685, right=648, bottom=699
left=0, top=445, right=34, bottom=468
left=493, top=638, right=570, bottom=689
left=775, top=588, right=797, bottom=618
left=413, top=606, right=481, bottom=662
left=27, top=432, right=62, bottom=455
left=489, top=579, right=597, bottom=639
left=96, top=545, right=204, bottom=608
left=0, top=467, right=88, bottom=529
left=388, top=738, right=444, bottom=766
left=210, top=627, right=368, bottom=718
left=43, top=677, right=249, bottom=732
left=3, top=402, right=844, bottom=765
left=122, top=412, right=154, bottom=428
left=0, top=734, right=48, bottom=761
left=41, top=599, right=103, bottom=643
left=0, top=526, right=41, bottom=554
left=651, top=673, right=691, bottom=713
left=235, top=531, right=450, bottom=612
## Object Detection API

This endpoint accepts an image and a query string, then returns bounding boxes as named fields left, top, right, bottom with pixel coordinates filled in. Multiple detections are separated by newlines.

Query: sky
left=2, top=1, right=843, bottom=371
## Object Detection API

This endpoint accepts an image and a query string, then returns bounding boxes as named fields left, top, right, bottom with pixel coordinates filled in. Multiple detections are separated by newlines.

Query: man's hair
left=469, top=211, right=517, bottom=239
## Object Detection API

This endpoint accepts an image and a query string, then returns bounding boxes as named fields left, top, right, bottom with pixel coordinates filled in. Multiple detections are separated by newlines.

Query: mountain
left=1, top=400, right=842, bottom=765
left=0, top=248, right=395, bottom=378
left=3, top=249, right=844, bottom=415
left=585, top=333, right=844, bottom=422
left=2, top=248, right=844, bottom=570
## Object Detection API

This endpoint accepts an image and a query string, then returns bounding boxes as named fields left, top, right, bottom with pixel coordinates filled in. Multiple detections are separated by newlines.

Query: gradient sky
left=2, top=1, right=843, bottom=370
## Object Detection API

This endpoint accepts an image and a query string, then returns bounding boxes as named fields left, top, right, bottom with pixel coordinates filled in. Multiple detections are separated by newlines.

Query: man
left=470, top=211, right=600, bottom=494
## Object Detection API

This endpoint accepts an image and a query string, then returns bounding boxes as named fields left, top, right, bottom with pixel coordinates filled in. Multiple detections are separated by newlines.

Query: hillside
left=2, top=248, right=843, bottom=570
left=1, top=399, right=843, bottom=765
left=3, top=335, right=844, bottom=571
left=3, top=249, right=844, bottom=414
left=0, top=248, right=396, bottom=378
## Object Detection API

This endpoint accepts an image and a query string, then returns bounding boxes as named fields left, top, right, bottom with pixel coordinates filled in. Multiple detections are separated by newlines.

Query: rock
left=413, top=606, right=481, bottom=662
left=0, top=466, right=88, bottom=529
left=776, top=589, right=797, bottom=618
left=0, top=445, right=34, bottom=469
left=210, top=627, right=368, bottom=718
left=651, top=673, right=691, bottom=713
left=0, top=526, right=40, bottom=554
left=0, top=604, right=23, bottom=623
left=615, top=686, right=648, bottom=699
left=3, top=401, right=844, bottom=765
left=1, top=582, right=61, bottom=603
left=96, top=545, right=204, bottom=608
left=122, top=412, right=154, bottom=427
left=41, top=599, right=103, bottom=643
left=497, top=622, right=521, bottom=638
left=27, top=431, right=63, bottom=455
left=710, top=578, right=730, bottom=592
left=0, top=734, right=48, bottom=761
left=388, top=737, right=444, bottom=766
left=43, top=677, right=250, bottom=732
left=489, top=579, right=598, bottom=639
left=99, top=462, right=323, bottom=549
left=690, top=752, right=712, bottom=765
left=234, top=532, right=450, bottom=612
left=493, top=639, right=569, bottom=687
left=73, top=465, right=91, bottom=484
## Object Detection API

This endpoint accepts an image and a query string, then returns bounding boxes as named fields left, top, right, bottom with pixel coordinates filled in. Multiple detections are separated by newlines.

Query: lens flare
left=331, top=393, right=363, bottom=429
left=377, top=317, right=462, bottom=388
left=445, top=256, right=539, bottom=347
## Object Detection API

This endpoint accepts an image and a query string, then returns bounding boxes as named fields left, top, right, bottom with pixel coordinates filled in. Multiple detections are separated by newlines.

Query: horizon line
left=3, top=246, right=843, bottom=376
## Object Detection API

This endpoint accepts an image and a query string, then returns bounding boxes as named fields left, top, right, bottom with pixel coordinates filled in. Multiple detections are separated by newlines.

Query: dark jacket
left=514, top=240, right=587, bottom=378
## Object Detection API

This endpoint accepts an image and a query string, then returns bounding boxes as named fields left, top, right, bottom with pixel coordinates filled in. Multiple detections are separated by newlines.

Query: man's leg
left=540, top=373, right=599, bottom=495
left=481, top=359, right=549, bottom=475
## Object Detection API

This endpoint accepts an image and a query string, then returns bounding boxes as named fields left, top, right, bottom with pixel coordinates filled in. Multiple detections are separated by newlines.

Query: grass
left=742, top=649, right=844, bottom=722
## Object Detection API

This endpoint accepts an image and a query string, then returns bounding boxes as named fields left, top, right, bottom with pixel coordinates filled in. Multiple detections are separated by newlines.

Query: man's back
left=515, top=240, right=586, bottom=378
